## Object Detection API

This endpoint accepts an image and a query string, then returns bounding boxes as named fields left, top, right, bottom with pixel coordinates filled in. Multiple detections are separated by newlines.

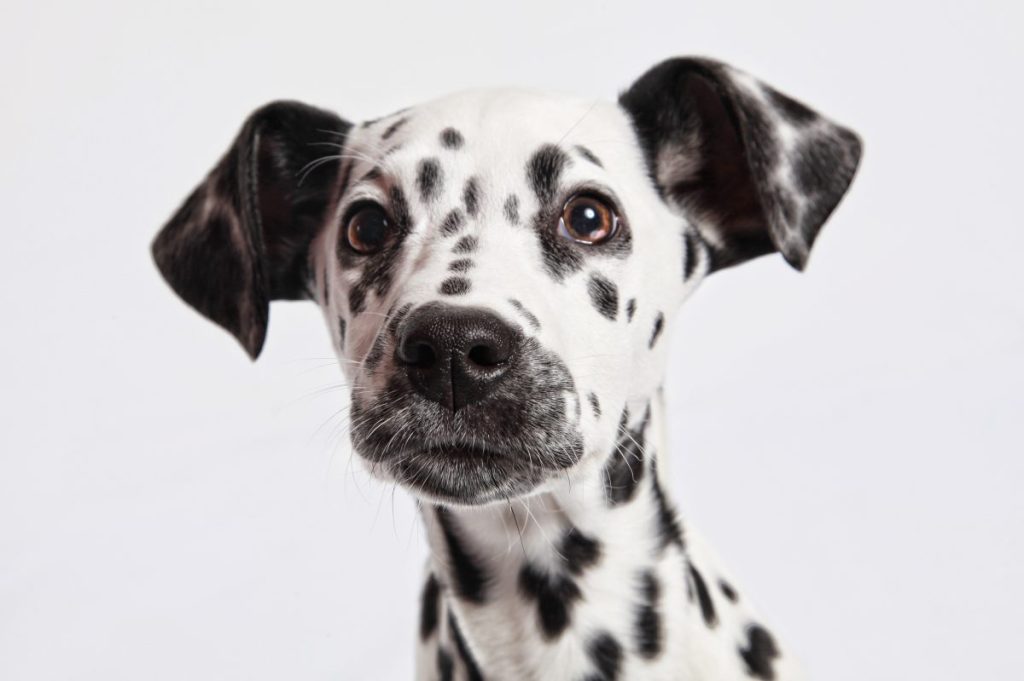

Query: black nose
left=396, top=304, right=519, bottom=411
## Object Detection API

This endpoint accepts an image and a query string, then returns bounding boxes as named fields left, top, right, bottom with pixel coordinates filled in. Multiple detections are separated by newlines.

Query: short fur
left=152, top=56, right=861, bottom=680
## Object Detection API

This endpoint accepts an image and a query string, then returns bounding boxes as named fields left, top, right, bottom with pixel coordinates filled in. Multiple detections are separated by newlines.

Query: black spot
left=420, top=574, right=441, bottom=640
left=688, top=562, right=718, bottom=628
left=503, top=194, right=520, bottom=224
left=508, top=298, right=540, bottom=331
left=650, top=458, right=684, bottom=550
left=321, top=271, right=330, bottom=305
left=463, top=177, right=481, bottom=217
left=381, top=116, right=408, bottom=140
left=436, top=508, right=488, bottom=603
left=386, top=306, right=414, bottom=344
left=448, top=258, right=474, bottom=273
left=587, top=392, right=601, bottom=418
left=562, top=527, right=601, bottom=575
left=649, top=313, right=665, bottom=348
left=363, top=332, right=386, bottom=371
left=587, top=631, right=623, bottom=681
left=527, top=144, right=571, bottom=205
left=739, top=624, right=780, bottom=680
left=683, top=231, right=701, bottom=280
left=437, top=648, right=454, bottom=681
left=440, top=209, right=464, bottom=236
left=440, top=127, right=465, bottom=149
left=337, top=316, right=346, bottom=345
left=518, top=563, right=582, bottom=640
left=719, top=579, right=739, bottom=602
left=448, top=613, right=484, bottom=681
left=348, top=284, right=367, bottom=316
left=417, top=158, right=443, bottom=203
left=574, top=145, right=603, bottom=167
left=625, top=298, right=637, bottom=322
left=360, top=166, right=382, bottom=184
left=588, top=274, right=618, bottom=321
left=634, top=570, right=662, bottom=659
left=453, top=235, right=478, bottom=254
left=604, top=407, right=650, bottom=506
left=440, top=277, right=471, bottom=296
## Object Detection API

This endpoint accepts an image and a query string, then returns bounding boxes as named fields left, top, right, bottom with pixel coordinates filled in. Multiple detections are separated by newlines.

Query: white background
left=1, top=1, right=1021, bottom=679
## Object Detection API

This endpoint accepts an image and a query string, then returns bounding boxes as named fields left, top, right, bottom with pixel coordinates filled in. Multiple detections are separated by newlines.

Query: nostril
left=467, top=342, right=510, bottom=368
left=398, top=338, right=438, bottom=368
left=409, top=341, right=437, bottom=368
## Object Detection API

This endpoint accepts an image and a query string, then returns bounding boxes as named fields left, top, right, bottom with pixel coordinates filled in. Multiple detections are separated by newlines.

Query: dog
left=152, top=56, right=861, bottom=680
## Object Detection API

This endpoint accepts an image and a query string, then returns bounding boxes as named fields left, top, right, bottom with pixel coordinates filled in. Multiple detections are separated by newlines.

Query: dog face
left=153, top=58, right=861, bottom=505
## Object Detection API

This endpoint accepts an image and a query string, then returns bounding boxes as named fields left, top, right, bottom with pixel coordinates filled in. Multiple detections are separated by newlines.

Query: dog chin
left=361, top=442, right=545, bottom=506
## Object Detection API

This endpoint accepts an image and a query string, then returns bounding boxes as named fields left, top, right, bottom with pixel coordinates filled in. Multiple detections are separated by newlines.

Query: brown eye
left=346, top=204, right=390, bottom=254
left=559, top=194, right=617, bottom=244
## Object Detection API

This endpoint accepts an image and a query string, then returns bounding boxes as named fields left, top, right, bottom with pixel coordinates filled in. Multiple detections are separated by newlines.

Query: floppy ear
left=620, top=57, right=862, bottom=271
left=152, top=101, right=351, bottom=359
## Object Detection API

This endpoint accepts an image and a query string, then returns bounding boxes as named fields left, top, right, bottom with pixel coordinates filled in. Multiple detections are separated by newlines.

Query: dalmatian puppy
left=153, top=57, right=861, bottom=680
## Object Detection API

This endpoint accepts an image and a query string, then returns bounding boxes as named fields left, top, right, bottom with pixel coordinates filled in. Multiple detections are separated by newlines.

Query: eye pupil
left=561, top=195, right=616, bottom=244
left=347, top=206, right=389, bottom=253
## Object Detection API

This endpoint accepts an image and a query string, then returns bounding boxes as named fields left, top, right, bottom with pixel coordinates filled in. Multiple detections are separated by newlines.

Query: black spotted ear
left=620, top=57, right=862, bottom=271
left=152, top=101, right=351, bottom=359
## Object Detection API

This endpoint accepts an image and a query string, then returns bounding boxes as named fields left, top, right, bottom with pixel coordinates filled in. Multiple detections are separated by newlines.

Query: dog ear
left=620, top=57, right=862, bottom=271
left=152, top=101, right=351, bottom=359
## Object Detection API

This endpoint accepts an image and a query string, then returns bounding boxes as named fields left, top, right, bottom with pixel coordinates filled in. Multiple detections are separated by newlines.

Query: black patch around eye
left=440, top=209, right=464, bottom=236
left=436, top=508, right=488, bottom=603
left=649, top=313, right=665, bottom=349
left=635, top=570, right=663, bottom=659
left=381, top=116, right=409, bottom=140
left=587, top=392, right=600, bottom=418
left=504, top=194, right=520, bottom=224
left=739, top=624, right=780, bottom=680
left=463, top=176, right=481, bottom=217
left=508, top=298, right=540, bottom=331
left=574, top=144, right=603, bottom=168
left=625, top=298, right=637, bottom=322
left=448, top=258, right=474, bottom=273
left=417, top=157, right=443, bottom=203
left=527, top=144, right=571, bottom=205
left=440, top=277, right=471, bottom=295
left=561, top=527, right=601, bottom=575
left=448, top=613, right=484, bottom=681
left=518, top=563, right=582, bottom=640
left=719, top=579, right=739, bottom=602
left=683, top=231, right=701, bottom=280
left=453, top=235, right=478, bottom=254
left=440, top=127, right=465, bottom=149
left=420, top=574, right=441, bottom=640
left=437, top=648, right=454, bottom=681
left=587, top=273, right=619, bottom=321
left=587, top=631, right=623, bottom=681
left=688, top=562, right=718, bottom=628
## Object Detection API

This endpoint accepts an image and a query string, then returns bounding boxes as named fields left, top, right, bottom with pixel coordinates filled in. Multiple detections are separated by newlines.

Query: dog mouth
left=349, top=317, right=585, bottom=504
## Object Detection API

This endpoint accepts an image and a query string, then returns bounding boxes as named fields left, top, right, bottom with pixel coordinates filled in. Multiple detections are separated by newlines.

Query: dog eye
left=558, top=194, right=618, bottom=245
left=346, top=204, right=390, bottom=254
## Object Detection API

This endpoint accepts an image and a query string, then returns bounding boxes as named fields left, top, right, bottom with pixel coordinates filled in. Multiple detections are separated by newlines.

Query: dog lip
left=419, top=441, right=507, bottom=460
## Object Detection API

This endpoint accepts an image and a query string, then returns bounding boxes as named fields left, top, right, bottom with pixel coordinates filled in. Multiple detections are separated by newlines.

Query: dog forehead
left=357, top=89, right=637, bottom=161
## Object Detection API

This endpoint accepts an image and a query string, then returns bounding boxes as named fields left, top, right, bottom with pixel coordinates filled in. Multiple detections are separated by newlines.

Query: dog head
left=153, top=58, right=861, bottom=505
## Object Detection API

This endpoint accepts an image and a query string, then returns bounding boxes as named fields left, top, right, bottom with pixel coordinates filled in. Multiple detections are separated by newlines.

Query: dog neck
left=416, top=391, right=706, bottom=679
